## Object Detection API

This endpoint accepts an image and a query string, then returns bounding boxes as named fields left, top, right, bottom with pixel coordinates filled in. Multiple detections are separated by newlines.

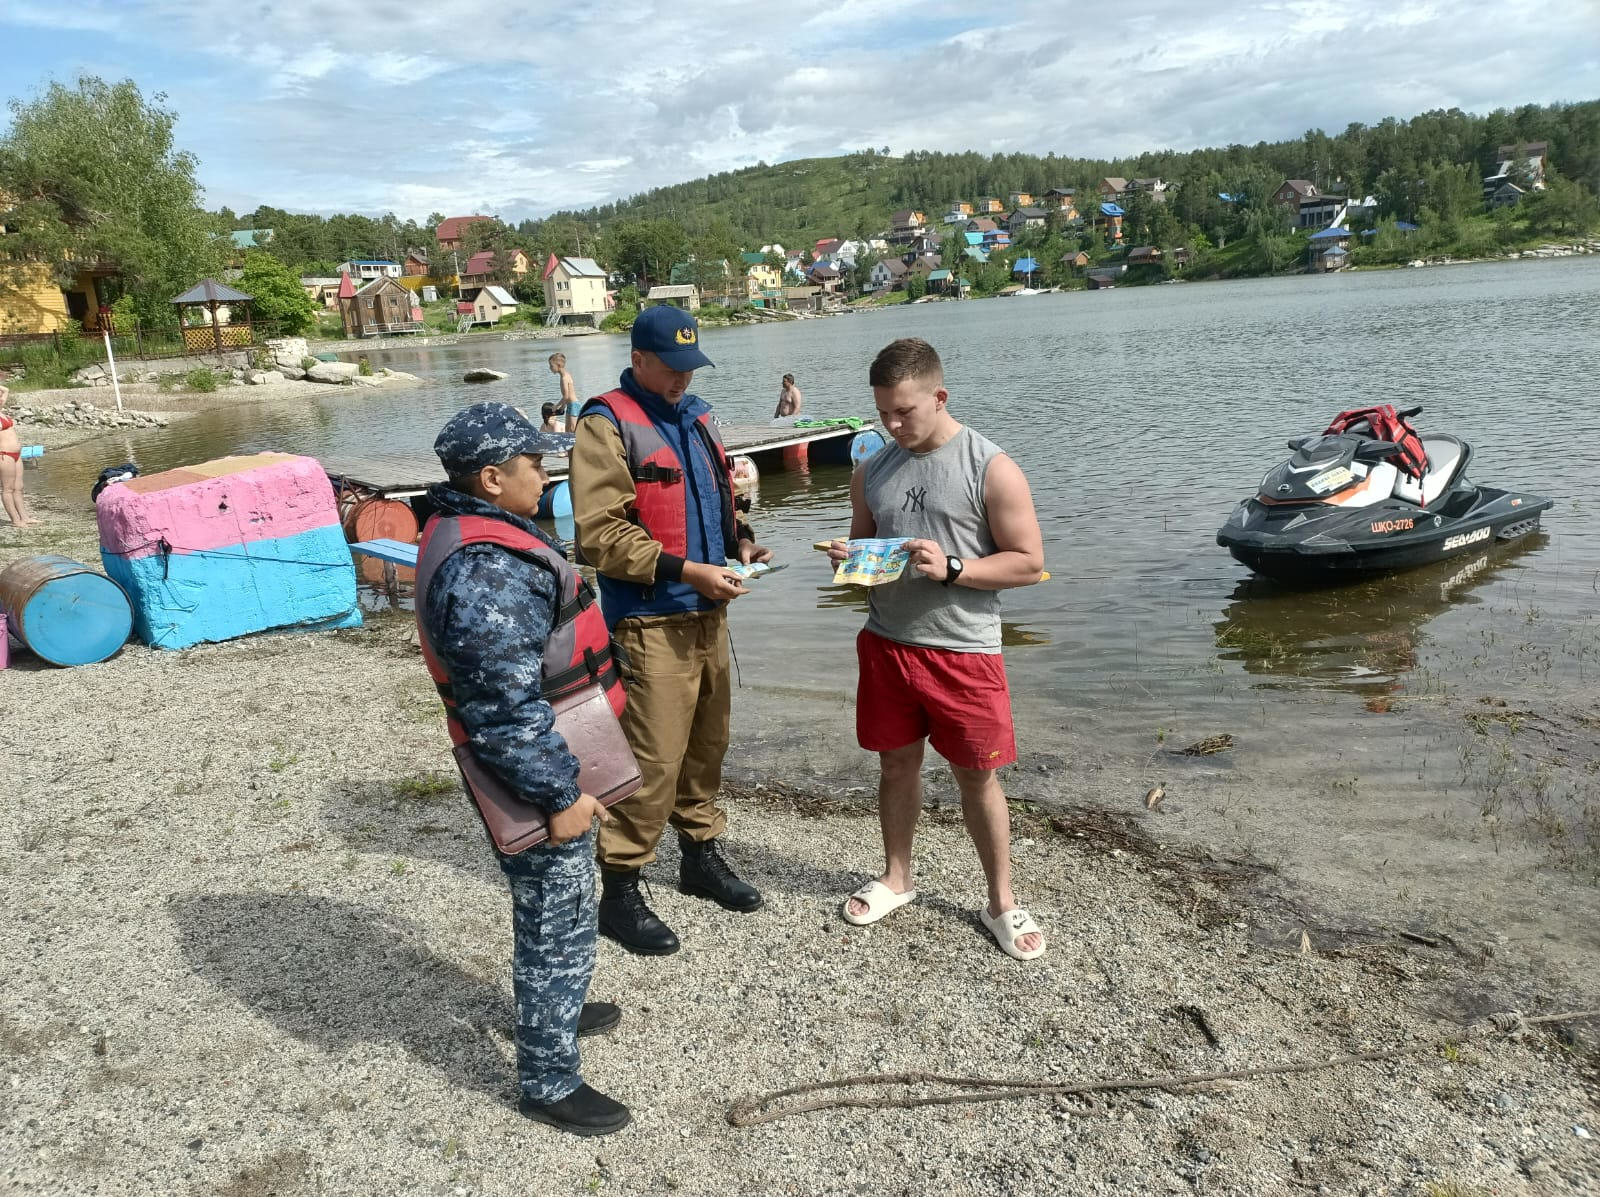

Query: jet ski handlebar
left=1398, top=405, right=1423, bottom=419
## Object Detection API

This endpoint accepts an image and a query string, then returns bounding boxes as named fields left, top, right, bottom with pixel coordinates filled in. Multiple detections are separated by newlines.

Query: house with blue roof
left=1309, top=227, right=1353, bottom=272
left=1099, top=202, right=1126, bottom=244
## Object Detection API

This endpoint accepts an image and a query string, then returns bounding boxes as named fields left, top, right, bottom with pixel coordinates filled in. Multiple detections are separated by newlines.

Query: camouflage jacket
left=420, top=484, right=582, bottom=814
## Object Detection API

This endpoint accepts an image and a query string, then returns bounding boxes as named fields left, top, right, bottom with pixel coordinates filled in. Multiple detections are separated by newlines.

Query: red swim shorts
left=855, top=628, right=1016, bottom=770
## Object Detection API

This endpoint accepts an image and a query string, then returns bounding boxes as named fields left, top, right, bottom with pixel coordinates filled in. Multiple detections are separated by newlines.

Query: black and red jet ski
left=1217, top=405, right=1552, bottom=581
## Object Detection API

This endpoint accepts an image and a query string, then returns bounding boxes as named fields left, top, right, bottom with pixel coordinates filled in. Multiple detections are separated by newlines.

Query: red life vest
left=1324, top=405, right=1429, bottom=481
left=583, top=388, right=736, bottom=558
left=414, top=513, right=625, bottom=750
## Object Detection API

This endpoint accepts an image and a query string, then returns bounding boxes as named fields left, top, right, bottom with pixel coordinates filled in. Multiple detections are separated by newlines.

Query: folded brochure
left=832, top=538, right=911, bottom=587
left=727, top=561, right=789, bottom=580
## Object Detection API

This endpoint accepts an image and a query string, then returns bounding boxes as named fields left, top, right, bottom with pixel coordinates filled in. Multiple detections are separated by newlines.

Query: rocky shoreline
left=0, top=492, right=1597, bottom=1195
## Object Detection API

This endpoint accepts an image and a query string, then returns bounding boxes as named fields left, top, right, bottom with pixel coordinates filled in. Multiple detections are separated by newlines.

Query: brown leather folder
left=453, top=683, right=642, bottom=856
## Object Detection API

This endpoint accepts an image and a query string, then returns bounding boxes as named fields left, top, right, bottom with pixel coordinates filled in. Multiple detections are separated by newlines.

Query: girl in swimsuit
left=0, top=383, right=33, bottom=527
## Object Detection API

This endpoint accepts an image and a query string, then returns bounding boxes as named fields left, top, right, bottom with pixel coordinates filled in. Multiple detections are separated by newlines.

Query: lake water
left=42, top=256, right=1600, bottom=733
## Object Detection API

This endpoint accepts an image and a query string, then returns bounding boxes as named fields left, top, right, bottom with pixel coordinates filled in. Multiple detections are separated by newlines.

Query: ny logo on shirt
left=902, top=485, right=928, bottom=513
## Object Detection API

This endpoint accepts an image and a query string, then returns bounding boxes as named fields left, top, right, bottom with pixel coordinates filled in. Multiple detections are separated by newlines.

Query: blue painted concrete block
left=102, top=523, right=363, bottom=650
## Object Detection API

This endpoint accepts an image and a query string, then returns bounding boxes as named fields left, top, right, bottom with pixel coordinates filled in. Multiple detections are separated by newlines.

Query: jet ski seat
left=1394, top=436, right=1465, bottom=506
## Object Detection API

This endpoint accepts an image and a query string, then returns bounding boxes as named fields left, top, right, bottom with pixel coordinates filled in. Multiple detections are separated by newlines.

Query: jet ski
left=1217, top=405, right=1552, bottom=581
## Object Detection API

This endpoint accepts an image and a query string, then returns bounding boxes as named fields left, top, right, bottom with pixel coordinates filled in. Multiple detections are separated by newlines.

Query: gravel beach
left=2, top=491, right=1598, bottom=1196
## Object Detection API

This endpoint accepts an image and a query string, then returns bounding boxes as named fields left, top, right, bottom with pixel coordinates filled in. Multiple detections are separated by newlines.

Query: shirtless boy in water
left=0, top=383, right=33, bottom=528
left=549, top=353, right=579, bottom=432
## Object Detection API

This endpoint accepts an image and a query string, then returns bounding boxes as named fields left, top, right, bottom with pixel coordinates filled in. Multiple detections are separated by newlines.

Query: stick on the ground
left=725, top=1009, right=1600, bottom=1128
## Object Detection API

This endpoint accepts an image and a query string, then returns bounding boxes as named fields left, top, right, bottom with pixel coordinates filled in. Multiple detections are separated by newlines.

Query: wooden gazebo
left=171, top=279, right=255, bottom=354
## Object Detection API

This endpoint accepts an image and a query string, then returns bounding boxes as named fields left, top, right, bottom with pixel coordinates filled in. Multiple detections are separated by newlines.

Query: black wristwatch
left=941, top=555, right=964, bottom=587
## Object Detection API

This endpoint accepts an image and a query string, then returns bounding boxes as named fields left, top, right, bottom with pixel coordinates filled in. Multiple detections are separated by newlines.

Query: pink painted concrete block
left=96, top=453, right=341, bottom=559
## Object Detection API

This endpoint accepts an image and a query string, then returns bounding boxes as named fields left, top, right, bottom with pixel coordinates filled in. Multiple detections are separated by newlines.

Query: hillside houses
left=889, top=209, right=927, bottom=242
left=1484, top=142, right=1549, bottom=207
left=472, top=285, right=519, bottom=325
left=460, top=248, right=531, bottom=292
left=1008, top=207, right=1047, bottom=236
left=868, top=258, right=908, bottom=291
left=338, top=259, right=401, bottom=280
left=435, top=215, right=494, bottom=253
left=543, top=255, right=610, bottom=327
left=1273, top=180, right=1347, bottom=230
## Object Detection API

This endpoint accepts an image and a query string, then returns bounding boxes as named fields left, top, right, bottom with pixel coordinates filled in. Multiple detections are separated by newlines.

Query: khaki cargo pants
left=598, top=608, right=730, bottom=871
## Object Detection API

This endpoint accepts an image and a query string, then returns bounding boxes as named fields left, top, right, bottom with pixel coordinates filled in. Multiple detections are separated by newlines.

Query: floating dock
left=324, top=422, right=868, bottom=500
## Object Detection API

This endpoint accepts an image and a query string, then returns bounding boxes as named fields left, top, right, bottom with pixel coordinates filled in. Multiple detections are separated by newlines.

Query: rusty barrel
left=0, top=555, right=133, bottom=666
left=340, top=495, right=419, bottom=545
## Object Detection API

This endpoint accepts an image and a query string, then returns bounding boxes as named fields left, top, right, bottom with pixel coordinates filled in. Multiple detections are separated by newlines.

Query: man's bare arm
left=905, top=454, right=1044, bottom=589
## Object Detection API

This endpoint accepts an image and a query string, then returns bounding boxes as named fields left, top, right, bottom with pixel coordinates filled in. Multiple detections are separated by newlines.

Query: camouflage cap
left=433, top=401, right=563, bottom=476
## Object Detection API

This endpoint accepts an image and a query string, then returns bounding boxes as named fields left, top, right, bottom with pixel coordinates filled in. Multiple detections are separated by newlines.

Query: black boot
left=678, top=835, right=762, bottom=912
left=598, top=869, right=680, bottom=955
left=519, top=1083, right=631, bottom=1136
left=577, top=1001, right=621, bottom=1038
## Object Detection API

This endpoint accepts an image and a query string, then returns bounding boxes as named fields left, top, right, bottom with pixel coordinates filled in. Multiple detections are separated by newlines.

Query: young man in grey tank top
left=828, top=338, right=1048, bottom=961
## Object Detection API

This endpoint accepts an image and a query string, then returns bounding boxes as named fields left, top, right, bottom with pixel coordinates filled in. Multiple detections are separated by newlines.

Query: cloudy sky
left=3, top=1, right=1595, bottom=221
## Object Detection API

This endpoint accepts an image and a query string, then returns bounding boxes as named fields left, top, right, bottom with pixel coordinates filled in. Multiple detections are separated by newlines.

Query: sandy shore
left=13, top=374, right=419, bottom=414
left=1, top=495, right=1598, bottom=1194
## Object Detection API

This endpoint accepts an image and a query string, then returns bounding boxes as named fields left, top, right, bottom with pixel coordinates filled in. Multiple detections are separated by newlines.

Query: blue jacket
left=420, top=484, right=582, bottom=813
left=581, top=367, right=738, bottom=626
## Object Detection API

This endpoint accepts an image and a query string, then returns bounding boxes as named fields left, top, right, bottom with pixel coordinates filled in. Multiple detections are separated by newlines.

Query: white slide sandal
left=980, top=906, right=1047, bottom=960
left=841, top=880, right=918, bottom=926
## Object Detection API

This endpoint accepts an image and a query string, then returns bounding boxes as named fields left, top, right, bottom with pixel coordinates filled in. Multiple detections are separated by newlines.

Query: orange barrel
left=358, top=556, right=417, bottom=587
left=341, top=496, right=419, bottom=545
left=782, top=441, right=810, bottom=470
left=0, top=555, right=132, bottom=666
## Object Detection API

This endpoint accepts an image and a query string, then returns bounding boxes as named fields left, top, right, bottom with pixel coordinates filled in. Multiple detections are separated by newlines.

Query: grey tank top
left=861, top=425, right=1003, bottom=652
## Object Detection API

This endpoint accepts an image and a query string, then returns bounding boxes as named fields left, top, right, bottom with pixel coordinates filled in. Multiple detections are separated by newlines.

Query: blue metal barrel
left=849, top=428, right=888, bottom=467
left=0, top=555, right=133, bottom=666
left=537, top=479, right=573, bottom=519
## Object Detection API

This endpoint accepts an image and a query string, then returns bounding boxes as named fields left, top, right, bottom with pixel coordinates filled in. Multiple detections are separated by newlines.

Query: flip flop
left=841, top=880, right=918, bottom=926
left=980, top=906, right=1047, bottom=961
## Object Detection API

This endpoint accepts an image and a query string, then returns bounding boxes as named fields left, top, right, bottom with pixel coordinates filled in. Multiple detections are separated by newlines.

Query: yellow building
left=0, top=263, right=112, bottom=335
left=745, top=261, right=783, bottom=300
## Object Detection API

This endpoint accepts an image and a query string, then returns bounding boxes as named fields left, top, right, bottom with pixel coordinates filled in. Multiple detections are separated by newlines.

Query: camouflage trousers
left=498, top=827, right=596, bottom=1104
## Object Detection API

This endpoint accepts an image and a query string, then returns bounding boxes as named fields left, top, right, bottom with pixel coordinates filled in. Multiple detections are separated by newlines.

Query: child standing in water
left=0, top=383, right=33, bottom=528
left=549, top=353, right=579, bottom=432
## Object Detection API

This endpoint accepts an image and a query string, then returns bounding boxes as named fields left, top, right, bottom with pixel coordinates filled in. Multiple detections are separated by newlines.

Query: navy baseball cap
left=631, top=305, right=714, bottom=371
left=434, top=402, right=563, bottom=476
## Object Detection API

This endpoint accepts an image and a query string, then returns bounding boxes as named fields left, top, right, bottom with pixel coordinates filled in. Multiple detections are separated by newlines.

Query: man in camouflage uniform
left=419, top=401, right=630, bottom=1137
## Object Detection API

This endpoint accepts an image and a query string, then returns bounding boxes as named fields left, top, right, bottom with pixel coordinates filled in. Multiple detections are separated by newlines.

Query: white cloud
left=5, top=0, right=1594, bottom=219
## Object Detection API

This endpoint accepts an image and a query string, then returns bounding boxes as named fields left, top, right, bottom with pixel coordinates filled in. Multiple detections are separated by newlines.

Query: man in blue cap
left=570, top=305, right=770, bottom=955
left=414, top=400, right=630, bottom=1136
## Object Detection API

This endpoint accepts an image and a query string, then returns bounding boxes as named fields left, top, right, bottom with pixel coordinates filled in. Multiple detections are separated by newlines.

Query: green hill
left=543, top=101, right=1600, bottom=247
